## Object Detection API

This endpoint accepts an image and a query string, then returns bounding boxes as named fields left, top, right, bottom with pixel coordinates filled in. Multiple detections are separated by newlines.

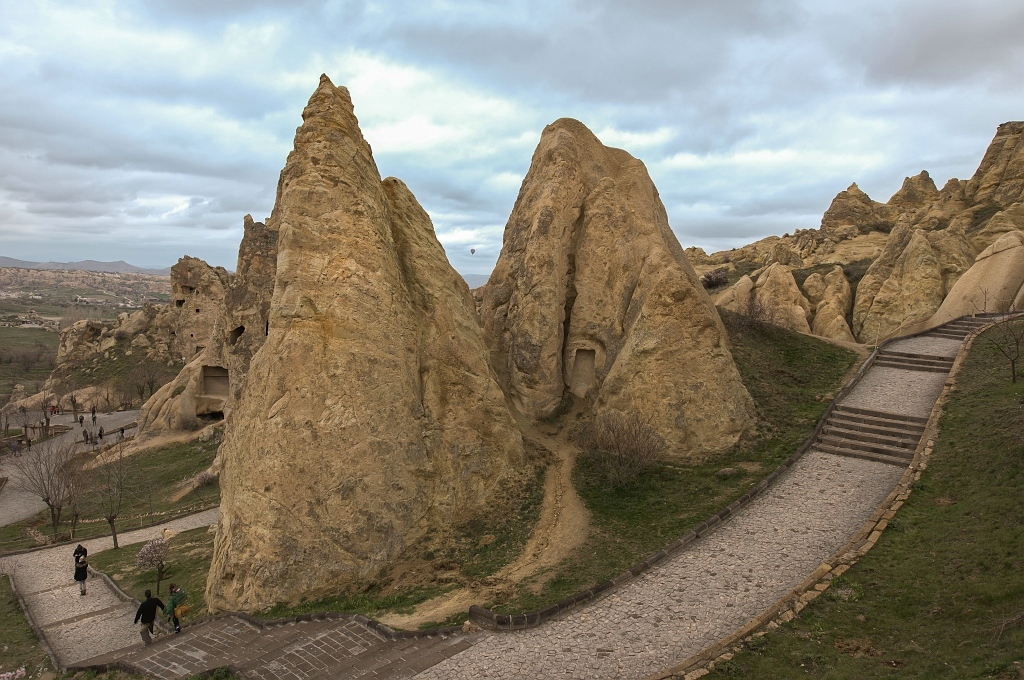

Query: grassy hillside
left=0, top=326, right=58, bottom=407
left=494, top=311, right=860, bottom=614
left=706, top=321, right=1024, bottom=678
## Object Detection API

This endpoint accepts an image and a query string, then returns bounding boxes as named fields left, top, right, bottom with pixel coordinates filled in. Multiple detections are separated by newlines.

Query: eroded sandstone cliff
left=480, top=118, right=754, bottom=457
left=206, top=76, right=524, bottom=611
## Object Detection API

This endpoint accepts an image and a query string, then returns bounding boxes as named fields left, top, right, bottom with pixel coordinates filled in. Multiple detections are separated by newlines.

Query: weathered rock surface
left=206, top=75, right=524, bottom=612
left=925, top=230, right=1024, bottom=325
left=480, top=118, right=754, bottom=457
left=716, top=263, right=813, bottom=335
left=699, top=122, right=1024, bottom=343
left=138, top=216, right=278, bottom=438
left=802, top=266, right=855, bottom=342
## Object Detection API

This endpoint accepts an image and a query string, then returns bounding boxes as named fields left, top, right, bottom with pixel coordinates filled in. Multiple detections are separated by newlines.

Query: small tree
left=12, top=437, right=77, bottom=539
left=93, top=442, right=133, bottom=549
left=576, top=411, right=666, bottom=488
left=985, top=315, right=1024, bottom=383
left=137, top=538, right=170, bottom=594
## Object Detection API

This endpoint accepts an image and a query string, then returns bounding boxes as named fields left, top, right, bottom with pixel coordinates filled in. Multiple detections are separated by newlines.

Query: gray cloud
left=0, top=0, right=1022, bottom=271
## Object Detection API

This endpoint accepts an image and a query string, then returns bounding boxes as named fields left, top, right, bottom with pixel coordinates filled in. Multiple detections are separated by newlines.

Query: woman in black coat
left=74, top=555, right=88, bottom=595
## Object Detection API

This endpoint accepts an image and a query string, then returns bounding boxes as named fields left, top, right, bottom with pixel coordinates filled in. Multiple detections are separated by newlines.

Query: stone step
left=877, top=350, right=955, bottom=363
left=820, top=425, right=919, bottom=449
left=817, top=434, right=917, bottom=459
left=826, top=416, right=924, bottom=439
left=814, top=443, right=913, bottom=467
left=872, top=358, right=951, bottom=373
left=928, top=330, right=971, bottom=339
left=833, top=405, right=928, bottom=425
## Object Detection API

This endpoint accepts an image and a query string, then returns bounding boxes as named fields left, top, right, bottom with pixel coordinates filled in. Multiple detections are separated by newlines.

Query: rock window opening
left=182, top=286, right=195, bottom=295
left=228, top=325, right=245, bottom=345
left=194, top=345, right=205, bottom=356
left=201, top=366, right=230, bottom=396
left=195, top=308, right=201, bottom=313
left=197, top=411, right=224, bottom=423
left=265, top=320, right=269, bottom=336
left=175, top=299, right=184, bottom=308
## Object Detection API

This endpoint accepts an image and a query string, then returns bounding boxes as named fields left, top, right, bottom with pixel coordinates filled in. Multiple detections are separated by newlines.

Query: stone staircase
left=814, top=406, right=926, bottom=466
left=926, top=316, right=993, bottom=341
left=872, top=349, right=954, bottom=373
left=76, top=614, right=475, bottom=680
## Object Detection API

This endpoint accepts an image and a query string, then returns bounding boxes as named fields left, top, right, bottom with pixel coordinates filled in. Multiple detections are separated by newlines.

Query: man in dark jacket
left=134, top=589, right=165, bottom=645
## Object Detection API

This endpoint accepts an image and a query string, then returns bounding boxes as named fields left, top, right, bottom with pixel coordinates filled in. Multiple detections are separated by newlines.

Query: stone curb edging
left=469, top=327, right=887, bottom=632
left=649, top=316, right=999, bottom=680
left=0, top=503, right=218, bottom=557
left=6, top=573, right=61, bottom=674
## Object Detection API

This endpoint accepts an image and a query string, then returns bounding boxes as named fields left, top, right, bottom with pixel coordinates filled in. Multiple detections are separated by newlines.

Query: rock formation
left=924, top=230, right=1024, bottom=325
left=480, top=118, right=754, bottom=456
left=137, top=216, right=278, bottom=437
left=802, top=266, right=855, bottom=342
left=206, top=76, right=524, bottom=611
left=716, top=263, right=814, bottom=335
left=699, top=122, right=1024, bottom=343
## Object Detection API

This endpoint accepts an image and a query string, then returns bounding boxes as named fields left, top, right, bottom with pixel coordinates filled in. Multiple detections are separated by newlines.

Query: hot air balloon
left=470, top=248, right=476, bottom=255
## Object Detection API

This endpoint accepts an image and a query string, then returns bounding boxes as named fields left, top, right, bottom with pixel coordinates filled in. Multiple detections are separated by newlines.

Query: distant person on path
left=91, top=406, right=96, bottom=425
left=98, top=426, right=104, bottom=441
left=74, top=554, right=88, bottom=595
left=79, top=415, right=84, bottom=427
left=165, top=583, right=187, bottom=633
left=120, top=426, right=125, bottom=440
left=134, top=589, right=165, bottom=645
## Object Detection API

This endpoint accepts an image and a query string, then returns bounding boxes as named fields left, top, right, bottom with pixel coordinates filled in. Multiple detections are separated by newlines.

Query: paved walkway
left=0, top=409, right=141, bottom=527
left=3, top=508, right=219, bottom=666
left=31, top=321, right=984, bottom=678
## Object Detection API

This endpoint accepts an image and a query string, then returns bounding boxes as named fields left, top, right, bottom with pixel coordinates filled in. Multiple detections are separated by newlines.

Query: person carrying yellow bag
left=164, top=583, right=189, bottom=633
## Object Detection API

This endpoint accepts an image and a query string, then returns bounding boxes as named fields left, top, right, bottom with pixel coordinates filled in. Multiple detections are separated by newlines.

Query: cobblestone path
left=5, top=508, right=219, bottom=666
left=55, top=320, right=985, bottom=678
left=0, top=409, right=141, bottom=527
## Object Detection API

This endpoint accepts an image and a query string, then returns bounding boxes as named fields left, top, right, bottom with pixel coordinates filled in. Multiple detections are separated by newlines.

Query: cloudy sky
left=2, top=1, right=1023, bottom=275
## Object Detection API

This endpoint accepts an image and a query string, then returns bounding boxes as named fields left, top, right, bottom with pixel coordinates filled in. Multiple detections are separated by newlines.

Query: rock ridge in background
left=206, top=75, right=524, bottom=612
left=480, top=118, right=754, bottom=457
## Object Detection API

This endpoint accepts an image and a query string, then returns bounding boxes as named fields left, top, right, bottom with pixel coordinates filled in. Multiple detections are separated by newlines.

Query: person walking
left=91, top=406, right=96, bottom=425
left=134, top=589, right=165, bottom=645
left=98, top=426, right=104, bottom=441
left=164, top=583, right=188, bottom=633
left=79, top=414, right=84, bottom=427
left=74, top=554, right=88, bottom=595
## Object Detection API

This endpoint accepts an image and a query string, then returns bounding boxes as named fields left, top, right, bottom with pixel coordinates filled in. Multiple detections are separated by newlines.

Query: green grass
left=90, top=525, right=213, bottom=611
left=493, top=311, right=859, bottom=613
left=0, top=326, right=59, bottom=406
left=0, top=437, right=220, bottom=554
left=707, top=323, right=1024, bottom=679
left=0, top=575, right=54, bottom=677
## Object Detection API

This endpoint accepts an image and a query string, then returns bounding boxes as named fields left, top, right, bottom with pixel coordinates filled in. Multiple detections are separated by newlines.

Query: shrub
left=193, top=470, right=218, bottom=489
left=576, top=411, right=665, bottom=488
left=136, top=537, right=170, bottom=594
left=700, top=268, right=729, bottom=290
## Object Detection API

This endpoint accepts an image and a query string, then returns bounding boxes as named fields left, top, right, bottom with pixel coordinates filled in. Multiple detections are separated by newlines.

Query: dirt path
left=379, top=413, right=591, bottom=629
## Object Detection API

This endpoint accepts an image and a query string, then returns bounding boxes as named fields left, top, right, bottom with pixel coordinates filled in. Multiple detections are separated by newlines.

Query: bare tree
left=11, top=437, right=77, bottom=539
left=985, top=315, right=1024, bottom=383
left=575, top=411, right=666, bottom=488
left=137, top=538, right=170, bottom=594
left=93, top=442, right=134, bottom=549
left=67, top=468, right=84, bottom=540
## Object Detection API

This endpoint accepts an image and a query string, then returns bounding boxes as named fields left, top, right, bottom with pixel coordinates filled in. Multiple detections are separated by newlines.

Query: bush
left=193, top=470, right=218, bottom=489
left=576, top=411, right=665, bottom=488
left=700, top=268, right=729, bottom=290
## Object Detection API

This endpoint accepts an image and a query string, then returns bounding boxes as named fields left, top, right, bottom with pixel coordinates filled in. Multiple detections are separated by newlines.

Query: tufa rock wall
left=480, top=118, right=754, bottom=456
left=205, top=76, right=524, bottom=612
